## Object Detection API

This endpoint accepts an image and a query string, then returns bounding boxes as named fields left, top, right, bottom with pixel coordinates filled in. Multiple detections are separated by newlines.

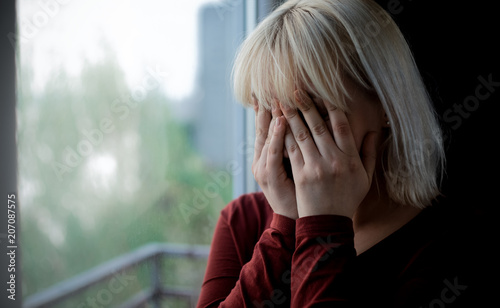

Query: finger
left=258, top=115, right=275, bottom=172
left=253, top=96, right=272, bottom=163
left=271, top=99, right=283, bottom=118
left=280, top=101, right=319, bottom=162
left=294, top=89, right=336, bottom=156
left=252, top=93, right=259, bottom=113
left=261, top=107, right=279, bottom=159
left=360, top=131, right=379, bottom=184
left=271, top=100, right=288, bottom=158
left=267, top=116, right=287, bottom=177
left=283, top=117, right=304, bottom=170
left=326, top=106, right=358, bottom=157
left=283, top=147, right=289, bottom=158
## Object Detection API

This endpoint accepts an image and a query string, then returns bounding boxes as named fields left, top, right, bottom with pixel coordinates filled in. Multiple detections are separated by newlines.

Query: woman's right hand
left=252, top=95, right=298, bottom=220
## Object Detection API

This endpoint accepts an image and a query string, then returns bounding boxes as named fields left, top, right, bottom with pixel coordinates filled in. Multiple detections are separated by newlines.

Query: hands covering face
left=251, top=89, right=379, bottom=220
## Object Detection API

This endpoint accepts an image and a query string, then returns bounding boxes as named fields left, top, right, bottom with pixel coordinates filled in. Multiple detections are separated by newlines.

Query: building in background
left=191, top=1, right=245, bottom=168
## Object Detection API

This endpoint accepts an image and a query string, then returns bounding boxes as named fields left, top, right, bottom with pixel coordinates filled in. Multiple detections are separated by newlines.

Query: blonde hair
left=231, top=0, right=445, bottom=208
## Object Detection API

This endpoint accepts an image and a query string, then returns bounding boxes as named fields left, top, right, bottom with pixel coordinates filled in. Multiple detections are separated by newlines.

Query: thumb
left=360, top=131, right=379, bottom=184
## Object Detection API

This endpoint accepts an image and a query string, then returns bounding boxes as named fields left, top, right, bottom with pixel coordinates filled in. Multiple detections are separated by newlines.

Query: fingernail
left=275, top=117, right=281, bottom=128
left=294, top=90, right=303, bottom=103
left=280, top=102, right=290, bottom=111
left=252, top=94, right=258, bottom=110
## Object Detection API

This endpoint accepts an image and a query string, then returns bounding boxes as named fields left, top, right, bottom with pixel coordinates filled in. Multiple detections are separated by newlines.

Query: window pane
left=17, top=0, right=244, bottom=304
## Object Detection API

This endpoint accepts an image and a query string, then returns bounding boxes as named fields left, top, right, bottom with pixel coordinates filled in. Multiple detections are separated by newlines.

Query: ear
left=382, top=113, right=391, bottom=128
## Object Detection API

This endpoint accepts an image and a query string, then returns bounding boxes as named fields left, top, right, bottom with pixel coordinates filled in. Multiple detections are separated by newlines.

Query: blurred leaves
left=18, top=49, right=231, bottom=297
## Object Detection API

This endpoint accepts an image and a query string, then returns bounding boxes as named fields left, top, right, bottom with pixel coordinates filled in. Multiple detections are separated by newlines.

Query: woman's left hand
left=280, top=89, right=379, bottom=219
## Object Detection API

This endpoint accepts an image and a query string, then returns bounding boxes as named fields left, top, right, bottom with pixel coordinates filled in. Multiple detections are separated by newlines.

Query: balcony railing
left=23, top=243, right=210, bottom=308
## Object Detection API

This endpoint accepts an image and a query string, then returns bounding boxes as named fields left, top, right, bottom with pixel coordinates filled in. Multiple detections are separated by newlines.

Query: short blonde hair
left=231, top=0, right=445, bottom=208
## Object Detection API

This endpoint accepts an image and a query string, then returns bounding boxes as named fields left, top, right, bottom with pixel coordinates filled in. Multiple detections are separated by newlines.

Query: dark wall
left=376, top=1, right=498, bottom=305
left=375, top=0, right=498, bottom=216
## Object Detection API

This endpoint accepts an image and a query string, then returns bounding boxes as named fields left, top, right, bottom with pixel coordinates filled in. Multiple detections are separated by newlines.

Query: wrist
left=274, top=210, right=298, bottom=220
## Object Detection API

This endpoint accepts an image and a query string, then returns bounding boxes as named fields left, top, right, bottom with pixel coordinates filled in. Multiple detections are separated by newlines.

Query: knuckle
left=333, top=122, right=351, bottom=136
left=284, top=108, right=298, bottom=119
left=256, top=127, right=267, bottom=138
left=287, top=143, right=299, bottom=155
left=268, top=145, right=279, bottom=155
left=310, top=165, right=325, bottom=180
left=346, top=158, right=360, bottom=172
left=273, top=125, right=283, bottom=137
left=311, top=122, right=328, bottom=136
left=327, top=104, right=338, bottom=112
left=295, top=129, right=310, bottom=142
left=298, top=99, right=312, bottom=112
left=296, top=164, right=325, bottom=185
left=330, top=161, right=343, bottom=176
left=330, top=158, right=358, bottom=175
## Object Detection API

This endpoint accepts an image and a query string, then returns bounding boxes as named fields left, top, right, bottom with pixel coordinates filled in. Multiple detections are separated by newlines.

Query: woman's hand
left=252, top=95, right=299, bottom=220
left=280, top=90, right=379, bottom=219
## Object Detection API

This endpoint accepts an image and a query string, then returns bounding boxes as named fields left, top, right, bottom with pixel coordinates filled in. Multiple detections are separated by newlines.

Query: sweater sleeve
left=291, top=215, right=356, bottom=307
left=197, top=212, right=296, bottom=308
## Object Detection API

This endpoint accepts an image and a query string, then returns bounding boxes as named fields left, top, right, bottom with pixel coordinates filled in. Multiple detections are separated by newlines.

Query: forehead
left=265, top=87, right=328, bottom=112
left=251, top=74, right=375, bottom=114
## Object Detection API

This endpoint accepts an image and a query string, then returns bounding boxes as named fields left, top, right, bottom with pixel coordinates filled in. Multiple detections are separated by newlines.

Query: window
left=14, top=0, right=278, bottom=306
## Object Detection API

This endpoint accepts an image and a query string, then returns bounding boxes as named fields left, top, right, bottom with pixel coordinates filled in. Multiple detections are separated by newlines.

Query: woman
left=197, top=0, right=453, bottom=307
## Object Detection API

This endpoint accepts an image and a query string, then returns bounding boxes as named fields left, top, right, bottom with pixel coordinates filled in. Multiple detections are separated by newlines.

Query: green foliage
left=18, top=53, right=231, bottom=301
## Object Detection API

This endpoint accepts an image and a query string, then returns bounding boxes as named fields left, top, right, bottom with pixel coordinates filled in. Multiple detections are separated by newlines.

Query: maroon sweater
left=197, top=192, right=479, bottom=307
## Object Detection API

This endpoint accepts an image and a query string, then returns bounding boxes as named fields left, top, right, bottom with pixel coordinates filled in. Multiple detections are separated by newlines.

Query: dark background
left=375, top=0, right=499, bottom=306
left=1, top=0, right=498, bottom=307
left=376, top=0, right=498, bottom=215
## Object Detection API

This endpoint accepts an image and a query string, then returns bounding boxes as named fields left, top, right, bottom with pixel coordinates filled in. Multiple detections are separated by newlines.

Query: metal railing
left=23, top=243, right=210, bottom=308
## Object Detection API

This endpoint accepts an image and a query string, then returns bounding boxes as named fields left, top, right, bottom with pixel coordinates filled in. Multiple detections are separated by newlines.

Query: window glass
left=17, top=0, right=244, bottom=305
